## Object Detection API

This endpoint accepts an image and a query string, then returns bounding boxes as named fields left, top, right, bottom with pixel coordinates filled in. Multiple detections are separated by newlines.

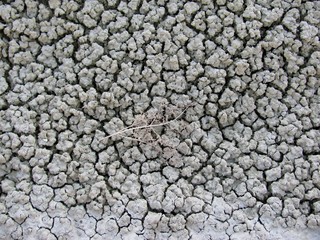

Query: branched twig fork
left=106, top=104, right=191, bottom=140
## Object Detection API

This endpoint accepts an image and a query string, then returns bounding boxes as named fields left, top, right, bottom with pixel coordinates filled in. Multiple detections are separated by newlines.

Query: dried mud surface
left=0, top=0, right=320, bottom=239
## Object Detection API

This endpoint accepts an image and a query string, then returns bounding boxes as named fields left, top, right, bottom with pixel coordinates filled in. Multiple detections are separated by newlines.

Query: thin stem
left=106, top=105, right=191, bottom=139
left=121, top=135, right=148, bottom=143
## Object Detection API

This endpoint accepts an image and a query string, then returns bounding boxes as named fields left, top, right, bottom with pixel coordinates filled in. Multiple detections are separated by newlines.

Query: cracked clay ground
left=0, top=0, right=320, bottom=239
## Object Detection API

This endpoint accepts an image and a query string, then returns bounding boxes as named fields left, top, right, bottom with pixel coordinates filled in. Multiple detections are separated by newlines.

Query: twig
left=106, top=104, right=191, bottom=140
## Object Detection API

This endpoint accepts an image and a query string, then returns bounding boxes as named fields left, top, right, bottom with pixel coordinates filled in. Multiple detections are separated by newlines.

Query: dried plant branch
left=106, top=104, right=192, bottom=140
left=120, top=135, right=149, bottom=143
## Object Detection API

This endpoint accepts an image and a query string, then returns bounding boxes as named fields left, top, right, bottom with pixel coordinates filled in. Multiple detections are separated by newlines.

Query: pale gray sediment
left=0, top=0, right=320, bottom=239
